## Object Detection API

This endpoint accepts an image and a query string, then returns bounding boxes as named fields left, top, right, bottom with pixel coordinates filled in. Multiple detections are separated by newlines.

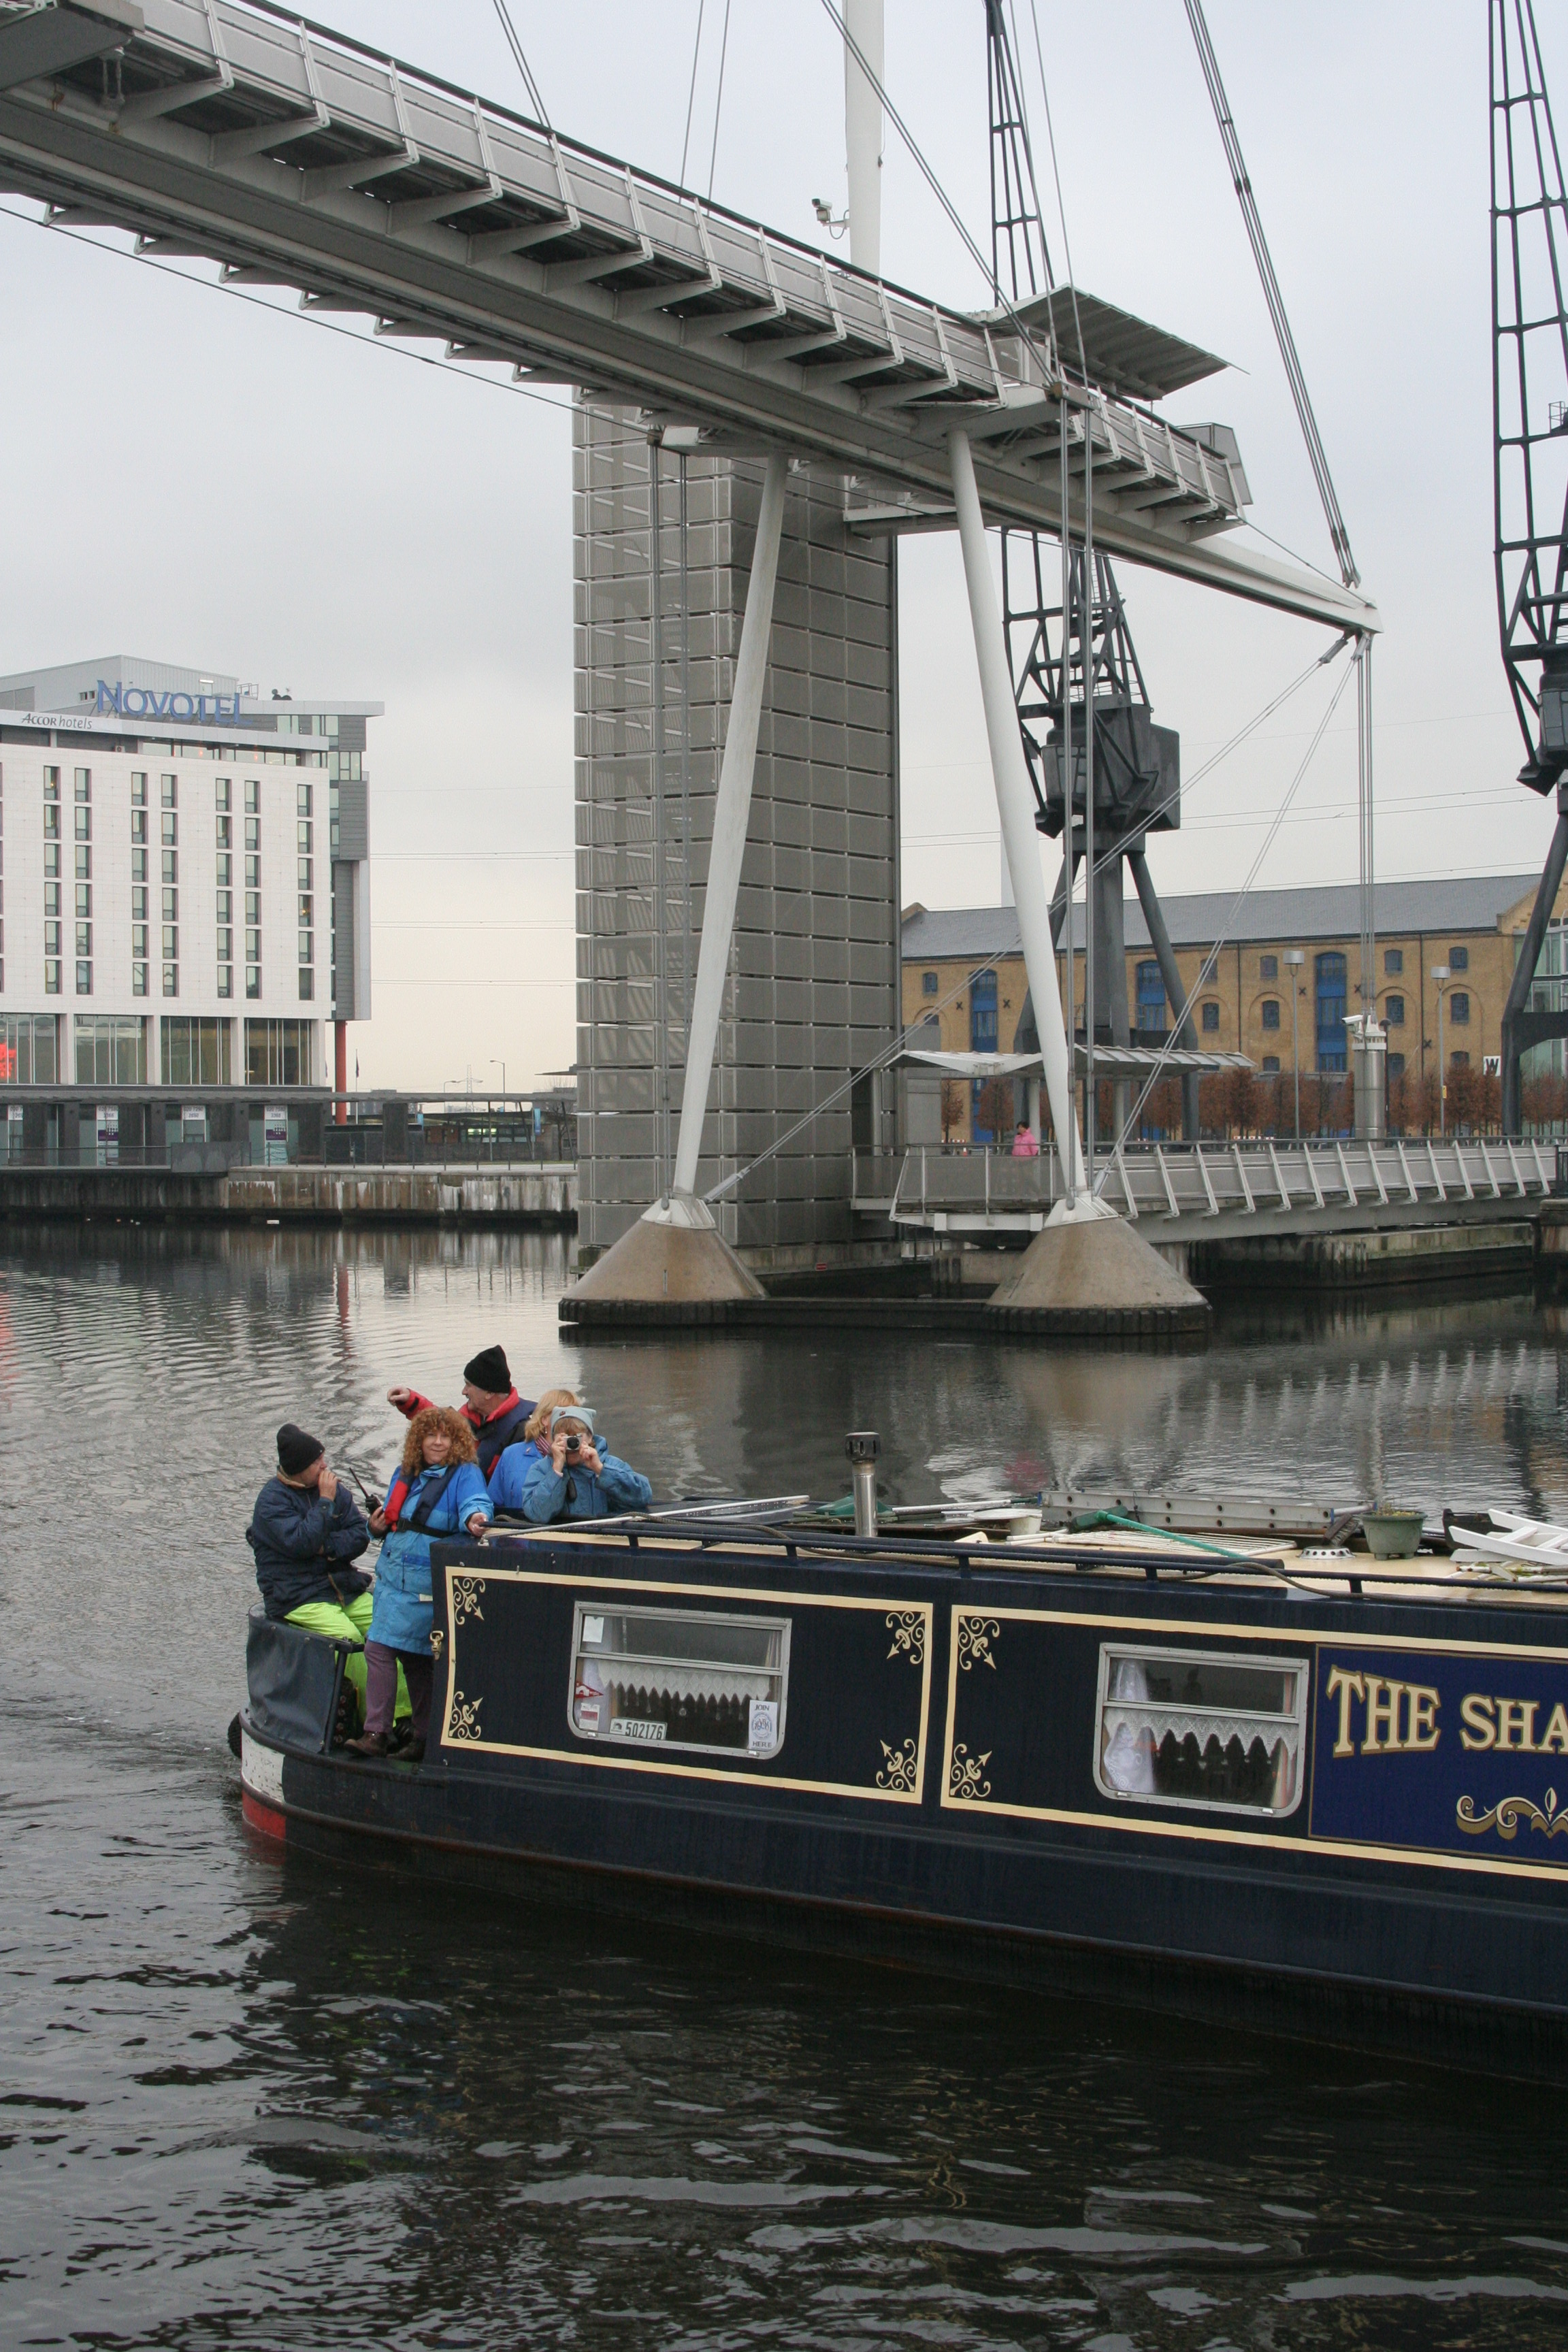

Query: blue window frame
left=1135, top=959, right=1166, bottom=1034
left=1316, top=951, right=1348, bottom=1072
left=970, top=968, right=999, bottom=1139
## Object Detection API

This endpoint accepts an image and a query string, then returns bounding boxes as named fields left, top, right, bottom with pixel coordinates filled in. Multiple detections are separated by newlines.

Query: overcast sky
left=1, top=1, right=1558, bottom=1090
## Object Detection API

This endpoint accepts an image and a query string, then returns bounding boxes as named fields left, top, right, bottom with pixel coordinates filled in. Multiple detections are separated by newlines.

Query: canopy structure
left=0, top=0, right=1378, bottom=632
left=900, top=1047, right=1253, bottom=1080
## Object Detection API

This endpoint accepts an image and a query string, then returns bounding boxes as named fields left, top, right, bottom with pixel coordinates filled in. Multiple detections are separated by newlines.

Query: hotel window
left=76, top=844, right=91, bottom=881
left=0, top=1013, right=58, bottom=1083
left=127, top=771, right=146, bottom=981
left=244, top=1017, right=312, bottom=1088
left=244, top=779, right=259, bottom=815
left=1386, top=994, right=1405, bottom=1026
left=161, top=1016, right=232, bottom=1088
left=1262, top=1056, right=1280, bottom=1074
left=1260, top=998, right=1280, bottom=1030
left=1200, top=1000, right=1220, bottom=1032
left=297, top=782, right=312, bottom=818
left=245, top=815, right=260, bottom=853
left=568, top=1603, right=788, bottom=1757
left=161, top=773, right=176, bottom=808
left=298, top=854, right=312, bottom=891
left=1450, top=945, right=1469, bottom=972
left=921, top=970, right=938, bottom=996
left=1259, top=953, right=1277, bottom=979
left=75, top=1015, right=147, bottom=1087
left=43, top=772, right=61, bottom=1001
left=162, top=849, right=177, bottom=885
left=1385, top=946, right=1403, bottom=975
left=1451, top=991, right=1471, bottom=1024
left=1095, top=1645, right=1307, bottom=1818
left=297, top=818, right=313, bottom=858
left=215, top=778, right=231, bottom=814
left=1389, top=1052, right=1406, bottom=1079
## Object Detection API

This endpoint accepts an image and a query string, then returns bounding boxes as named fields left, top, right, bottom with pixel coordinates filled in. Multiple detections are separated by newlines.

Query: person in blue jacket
left=346, top=1405, right=492, bottom=1763
left=504, top=1405, right=653, bottom=1524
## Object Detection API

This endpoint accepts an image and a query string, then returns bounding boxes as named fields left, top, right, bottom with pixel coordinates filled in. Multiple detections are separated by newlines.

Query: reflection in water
left=4, top=1228, right=1568, bottom=2343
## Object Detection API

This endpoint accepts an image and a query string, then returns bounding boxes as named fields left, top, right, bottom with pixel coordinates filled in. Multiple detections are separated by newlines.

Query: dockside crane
left=1494, top=0, right=1568, bottom=1128
left=985, top=0, right=1203, bottom=1141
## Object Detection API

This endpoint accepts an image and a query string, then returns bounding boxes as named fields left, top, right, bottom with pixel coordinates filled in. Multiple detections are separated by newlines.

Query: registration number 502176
left=610, top=1718, right=667, bottom=1743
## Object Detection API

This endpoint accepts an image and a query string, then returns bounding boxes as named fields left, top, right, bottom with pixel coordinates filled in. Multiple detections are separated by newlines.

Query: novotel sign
left=96, top=679, right=245, bottom=725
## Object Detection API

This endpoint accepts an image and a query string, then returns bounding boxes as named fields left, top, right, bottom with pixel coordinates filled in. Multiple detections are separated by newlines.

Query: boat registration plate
left=610, top=1718, right=667, bottom=1743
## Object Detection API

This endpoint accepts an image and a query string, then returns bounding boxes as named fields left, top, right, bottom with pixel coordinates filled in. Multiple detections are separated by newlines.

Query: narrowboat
left=236, top=1490, right=1568, bottom=2072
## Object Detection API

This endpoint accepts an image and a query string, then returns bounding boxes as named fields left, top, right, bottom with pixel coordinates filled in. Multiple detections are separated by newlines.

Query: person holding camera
left=510, top=1405, right=652, bottom=1524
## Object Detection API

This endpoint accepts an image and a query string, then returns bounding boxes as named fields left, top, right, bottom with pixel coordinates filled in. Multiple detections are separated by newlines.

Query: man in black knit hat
left=387, top=1345, right=537, bottom=1486
left=246, top=1424, right=374, bottom=1725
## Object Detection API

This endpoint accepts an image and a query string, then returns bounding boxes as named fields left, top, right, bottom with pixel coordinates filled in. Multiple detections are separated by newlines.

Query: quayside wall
left=0, top=1165, right=576, bottom=1228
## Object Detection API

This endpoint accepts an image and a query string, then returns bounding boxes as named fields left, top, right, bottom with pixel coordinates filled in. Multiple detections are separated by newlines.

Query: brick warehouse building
left=902, top=873, right=1568, bottom=1141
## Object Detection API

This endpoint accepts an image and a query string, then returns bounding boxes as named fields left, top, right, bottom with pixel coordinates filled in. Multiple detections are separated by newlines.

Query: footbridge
left=0, top=0, right=1375, bottom=632
left=854, top=1138, right=1560, bottom=1247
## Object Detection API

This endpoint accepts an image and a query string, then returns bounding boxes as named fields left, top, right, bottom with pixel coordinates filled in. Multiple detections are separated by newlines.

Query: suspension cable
left=1183, top=0, right=1356, bottom=589
left=679, top=0, right=706, bottom=189
left=706, top=0, right=733, bottom=203
left=489, top=0, right=551, bottom=129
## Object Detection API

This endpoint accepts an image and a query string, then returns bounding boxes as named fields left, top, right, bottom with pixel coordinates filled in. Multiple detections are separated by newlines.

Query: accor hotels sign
left=96, top=679, right=245, bottom=725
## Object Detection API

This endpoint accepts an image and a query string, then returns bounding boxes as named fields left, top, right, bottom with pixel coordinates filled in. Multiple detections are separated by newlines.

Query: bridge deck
left=855, top=1139, right=1558, bottom=1245
left=0, top=0, right=1376, bottom=630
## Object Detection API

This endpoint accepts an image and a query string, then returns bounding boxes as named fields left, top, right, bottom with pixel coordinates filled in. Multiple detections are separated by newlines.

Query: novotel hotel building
left=0, top=654, right=378, bottom=1162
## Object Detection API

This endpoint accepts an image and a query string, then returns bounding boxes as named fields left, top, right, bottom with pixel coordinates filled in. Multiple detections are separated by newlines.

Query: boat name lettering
left=1325, top=1667, right=1441, bottom=1755
left=1458, top=1694, right=1568, bottom=1753
left=1311, top=1646, right=1568, bottom=1867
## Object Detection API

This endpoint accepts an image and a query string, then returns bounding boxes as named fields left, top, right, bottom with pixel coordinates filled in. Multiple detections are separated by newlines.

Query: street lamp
left=491, top=1058, right=506, bottom=1097
left=1431, top=965, right=1451, bottom=1134
left=1284, top=950, right=1306, bottom=1141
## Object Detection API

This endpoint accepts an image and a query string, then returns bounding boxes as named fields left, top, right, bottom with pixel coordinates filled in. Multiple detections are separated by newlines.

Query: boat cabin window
left=1094, top=1645, right=1306, bottom=1818
left=570, top=1604, right=789, bottom=1759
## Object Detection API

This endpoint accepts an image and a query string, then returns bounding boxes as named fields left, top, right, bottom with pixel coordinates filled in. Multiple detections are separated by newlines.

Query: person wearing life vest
left=348, top=1406, right=493, bottom=1764
left=386, top=1345, right=536, bottom=1486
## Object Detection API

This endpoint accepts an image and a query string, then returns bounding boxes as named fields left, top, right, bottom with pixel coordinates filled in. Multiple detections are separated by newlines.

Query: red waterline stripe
left=242, top=1788, right=288, bottom=1841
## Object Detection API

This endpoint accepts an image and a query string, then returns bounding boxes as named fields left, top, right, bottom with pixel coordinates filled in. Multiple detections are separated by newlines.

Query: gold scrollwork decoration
left=448, top=1693, right=484, bottom=1743
left=957, top=1615, right=1000, bottom=1673
left=451, top=1573, right=487, bottom=1627
left=948, top=1744, right=992, bottom=1801
left=1458, top=1785, right=1568, bottom=1843
left=886, top=1609, right=926, bottom=1666
left=875, top=1737, right=919, bottom=1794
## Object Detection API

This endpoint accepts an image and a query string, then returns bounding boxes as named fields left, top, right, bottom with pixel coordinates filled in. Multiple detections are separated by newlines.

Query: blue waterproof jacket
left=487, top=1437, right=552, bottom=1512
left=369, top=1460, right=493, bottom=1654
left=247, top=1477, right=371, bottom=1620
left=512, top=1446, right=653, bottom=1524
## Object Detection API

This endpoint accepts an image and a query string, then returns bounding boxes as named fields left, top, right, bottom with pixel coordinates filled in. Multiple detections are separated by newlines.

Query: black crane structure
left=1494, top=0, right=1568, bottom=1128
left=983, top=0, right=1202, bottom=1139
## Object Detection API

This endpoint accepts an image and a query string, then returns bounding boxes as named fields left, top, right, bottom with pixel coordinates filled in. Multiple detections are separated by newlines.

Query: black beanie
left=463, top=1345, right=510, bottom=1393
left=278, top=1422, right=323, bottom=1477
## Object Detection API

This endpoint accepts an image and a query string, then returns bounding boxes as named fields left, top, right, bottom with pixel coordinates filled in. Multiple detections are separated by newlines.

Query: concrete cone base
left=986, top=1211, right=1209, bottom=1339
left=566, top=1201, right=764, bottom=1313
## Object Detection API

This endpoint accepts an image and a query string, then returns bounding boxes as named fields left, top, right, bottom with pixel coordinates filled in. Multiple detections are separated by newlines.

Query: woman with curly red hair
left=348, top=1405, right=492, bottom=1762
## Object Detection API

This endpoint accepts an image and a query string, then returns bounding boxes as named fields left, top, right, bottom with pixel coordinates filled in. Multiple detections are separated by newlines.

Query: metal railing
left=854, top=1137, right=1558, bottom=1235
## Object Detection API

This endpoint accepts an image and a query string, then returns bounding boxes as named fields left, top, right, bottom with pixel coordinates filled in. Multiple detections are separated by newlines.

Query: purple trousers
left=363, top=1640, right=434, bottom=1740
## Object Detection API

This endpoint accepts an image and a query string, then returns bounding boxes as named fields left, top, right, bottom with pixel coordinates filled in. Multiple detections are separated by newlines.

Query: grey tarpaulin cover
left=246, top=1607, right=345, bottom=1753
